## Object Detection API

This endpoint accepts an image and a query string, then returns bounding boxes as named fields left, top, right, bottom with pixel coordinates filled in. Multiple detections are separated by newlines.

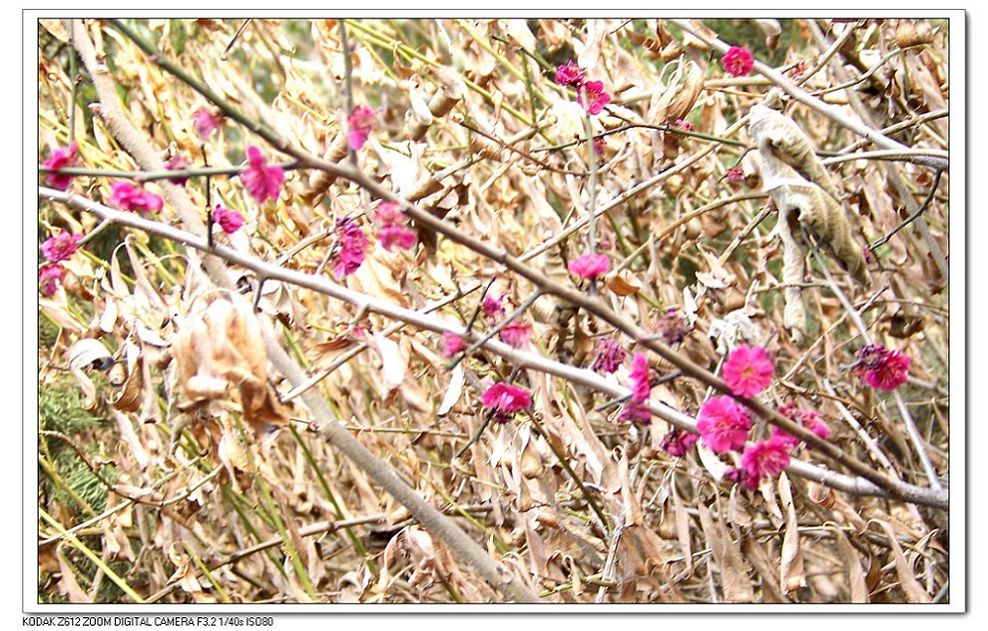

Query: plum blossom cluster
left=722, top=345, right=774, bottom=398
left=855, top=344, right=911, bottom=391
left=656, top=307, right=689, bottom=345
left=481, top=382, right=532, bottom=424
left=347, top=105, right=376, bottom=151
left=109, top=182, right=164, bottom=214
left=240, top=146, right=285, bottom=205
left=39, top=231, right=82, bottom=296
left=374, top=201, right=417, bottom=251
left=43, top=143, right=79, bottom=190
left=332, top=217, right=369, bottom=280
left=554, top=60, right=612, bottom=116
left=721, top=46, right=755, bottom=77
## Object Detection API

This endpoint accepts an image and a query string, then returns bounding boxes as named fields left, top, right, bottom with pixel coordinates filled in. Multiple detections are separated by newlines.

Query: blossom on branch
left=240, top=146, right=285, bottom=205
left=481, top=382, right=532, bottom=424
left=213, top=205, right=245, bottom=234
left=554, top=60, right=586, bottom=87
left=739, top=437, right=791, bottom=488
left=193, top=107, right=223, bottom=140
left=696, top=395, right=751, bottom=454
left=109, top=182, right=163, bottom=214
left=41, top=232, right=81, bottom=263
left=722, top=344, right=774, bottom=398
left=856, top=344, right=911, bottom=392
left=629, top=353, right=652, bottom=404
left=499, top=321, right=532, bottom=349
left=347, top=105, right=376, bottom=151
left=43, top=142, right=79, bottom=190
left=577, top=80, right=611, bottom=115
left=721, top=46, right=754, bottom=77
left=592, top=337, right=627, bottom=374
left=442, top=331, right=466, bottom=358
left=568, top=252, right=610, bottom=280
left=333, top=217, right=368, bottom=280
left=39, top=263, right=66, bottom=296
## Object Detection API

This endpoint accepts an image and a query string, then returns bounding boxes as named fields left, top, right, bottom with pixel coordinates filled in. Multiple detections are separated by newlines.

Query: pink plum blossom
left=240, top=146, right=285, bottom=205
left=499, top=321, right=532, bottom=349
left=739, top=437, right=791, bottom=488
left=696, top=395, right=752, bottom=454
left=212, top=205, right=245, bottom=234
left=856, top=344, right=911, bottom=392
left=721, top=46, right=755, bottom=77
left=577, top=80, right=611, bottom=116
left=109, top=182, right=163, bottom=214
left=482, top=382, right=532, bottom=424
left=660, top=428, right=699, bottom=457
left=193, top=108, right=223, bottom=140
left=333, top=217, right=368, bottom=280
left=442, top=331, right=466, bottom=358
left=629, top=353, right=651, bottom=404
left=722, top=345, right=774, bottom=398
left=43, top=142, right=79, bottom=190
left=568, top=252, right=611, bottom=280
left=347, top=105, right=376, bottom=151
left=592, top=337, right=627, bottom=374
left=39, top=263, right=66, bottom=296
left=41, top=232, right=81, bottom=263
left=554, top=60, right=586, bottom=87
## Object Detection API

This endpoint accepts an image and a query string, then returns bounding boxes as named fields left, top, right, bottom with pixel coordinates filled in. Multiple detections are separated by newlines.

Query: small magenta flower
left=442, top=331, right=466, bottom=358
left=592, top=337, right=627, bottom=374
left=554, top=60, right=586, bottom=87
left=577, top=80, right=612, bottom=116
left=109, top=182, right=164, bottom=213
left=629, top=353, right=651, bottom=404
left=740, top=437, right=791, bottom=488
left=374, top=200, right=417, bottom=251
left=482, top=293, right=506, bottom=320
left=240, top=146, right=285, bottom=205
left=725, top=166, right=744, bottom=184
left=792, top=60, right=808, bottom=79
left=722, top=345, right=774, bottom=398
left=618, top=401, right=651, bottom=425
left=41, top=232, right=81, bottom=263
left=856, top=344, right=911, bottom=392
left=43, top=142, right=79, bottom=190
left=499, top=321, right=532, bottom=349
left=482, top=382, right=532, bottom=424
left=212, top=205, right=245, bottom=234
left=660, top=428, right=699, bottom=457
left=721, top=46, right=755, bottom=77
left=568, top=252, right=611, bottom=280
left=163, top=154, right=189, bottom=185
left=193, top=107, right=223, bottom=140
left=593, top=137, right=607, bottom=157
left=347, top=105, right=376, bottom=151
left=774, top=404, right=831, bottom=447
left=770, top=425, right=801, bottom=451
left=675, top=118, right=694, bottom=132
left=696, top=395, right=752, bottom=454
left=377, top=225, right=417, bottom=251
left=333, top=217, right=368, bottom=280
left=39, top=263, right=66, bottom=296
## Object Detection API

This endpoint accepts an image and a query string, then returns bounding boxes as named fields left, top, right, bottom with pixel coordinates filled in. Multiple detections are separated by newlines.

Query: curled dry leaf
left=171, top=293, right=288, bottom=434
